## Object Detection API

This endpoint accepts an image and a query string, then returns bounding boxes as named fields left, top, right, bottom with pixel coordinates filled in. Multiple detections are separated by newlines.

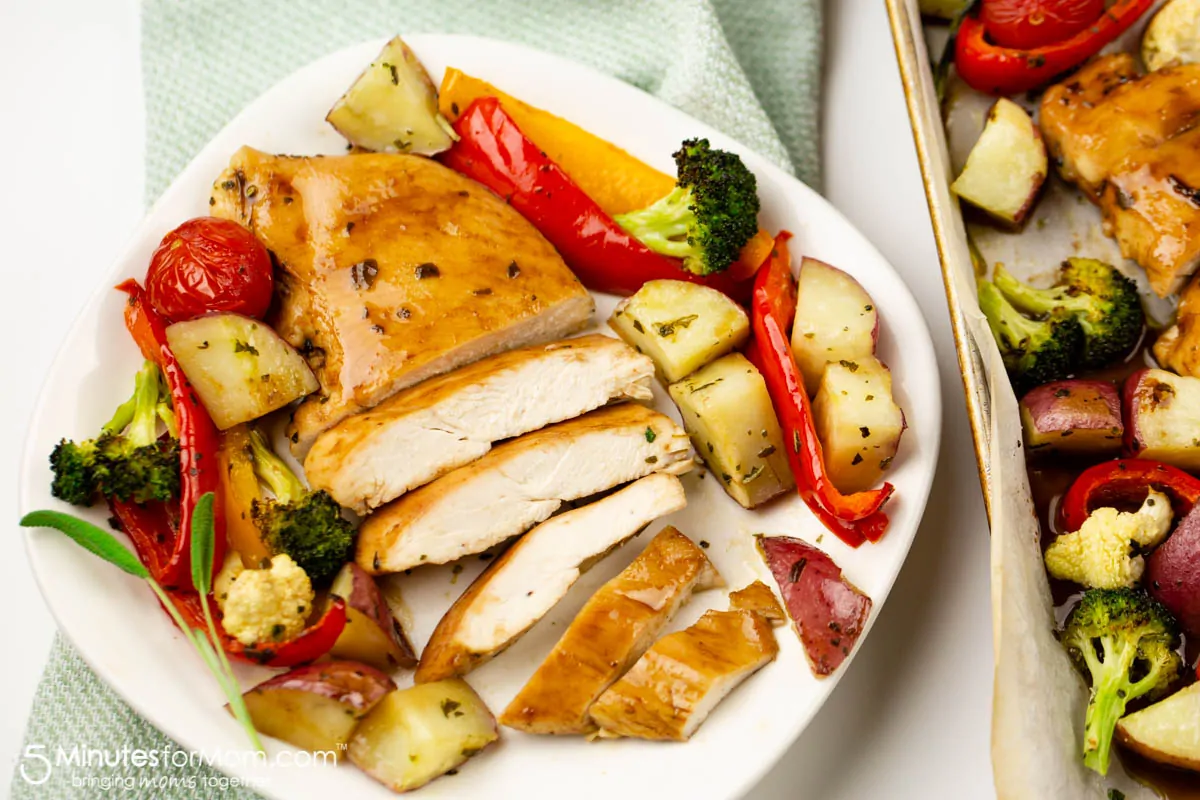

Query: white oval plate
left=20, top=35, right=941, bottom=800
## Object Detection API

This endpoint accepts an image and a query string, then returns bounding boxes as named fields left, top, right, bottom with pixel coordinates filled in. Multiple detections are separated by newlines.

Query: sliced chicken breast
left=1039, top=56, right=1200, bottom=295
left=588, top=584, right=782, bottom=742
left=727, top=580, right=786, bottom=623
left=415, top=473, right=687, bottom=683
left=1098, top=125, right=1200, bottom=297
left=1155, top=275, right=1200, bottom=377
left=210, top=146, right=594, bottom=454
left=305, top=335, right=654, bottom=514
left=356, top=404, right=692, bottom=574
left=500, top=526, right=720, bottom=735
left=1040, top=55, right=1200, bottom=196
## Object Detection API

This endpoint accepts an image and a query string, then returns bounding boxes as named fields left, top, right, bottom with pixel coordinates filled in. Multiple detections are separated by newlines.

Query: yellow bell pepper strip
left=218, top=424, right=273, bottom=569
left=439, top=68, right=672, bottom=216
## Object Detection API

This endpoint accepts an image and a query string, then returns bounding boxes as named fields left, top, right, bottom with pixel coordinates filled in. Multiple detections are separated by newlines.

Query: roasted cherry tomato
left=980, top=0, right=1105, bottom=50
left=146, top=217, right=273, bottom=322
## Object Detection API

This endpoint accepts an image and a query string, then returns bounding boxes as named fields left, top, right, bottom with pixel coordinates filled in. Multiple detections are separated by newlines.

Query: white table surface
left=0, top=1, right=996, bottom=797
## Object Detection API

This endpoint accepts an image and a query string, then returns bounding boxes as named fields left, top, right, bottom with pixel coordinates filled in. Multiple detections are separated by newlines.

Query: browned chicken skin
left=1040, top=55, right=1200, bottom=296
left=210, top=147, right=594, bottom=454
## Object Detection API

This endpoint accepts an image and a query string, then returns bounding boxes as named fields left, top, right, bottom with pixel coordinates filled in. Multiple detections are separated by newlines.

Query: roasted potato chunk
left=166, top=313, right=318, bottom=430
left=811, top=356, right=905, bottom=494
left=1142, top=0, right=1200, bottom=72
left=326, top=36, right=457, bottom=156
left=610, top=279, right=749, bottom=383
left=348, top=679, right=498, bottom=793
left=951, top=98, right=1047, bottom=227
left=669, top=353, right=793, bottom=508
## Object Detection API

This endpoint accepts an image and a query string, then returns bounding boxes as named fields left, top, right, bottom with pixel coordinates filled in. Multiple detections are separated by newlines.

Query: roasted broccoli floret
left=247, top=428, right=353, bottom=585
left=50, top=360, right=179, bottom=505
left=1061, top=588, right=1182, bottom=775
left=613, top=138, right=760, bottom=276
left=978, top=279, right=1084, bottom=393
left=994, top=259, right=1143, bottom=369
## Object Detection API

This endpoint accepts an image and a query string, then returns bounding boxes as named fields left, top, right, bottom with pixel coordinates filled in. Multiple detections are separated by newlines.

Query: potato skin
left=1116, top=683, right=1200, bottom=772
left=1019, top=379, right=1123, bottom=456
left=1145, top=503, right=1200, bottom=638
left=240, top=660, right=395, bottom=752
left=329, top=563, right=417, bottom=671
left=326, top=36, right=456, bottom=156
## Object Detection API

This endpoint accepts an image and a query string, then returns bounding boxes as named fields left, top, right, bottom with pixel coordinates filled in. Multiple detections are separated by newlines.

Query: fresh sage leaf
left=26, top=504, right=263, bottom=752
left=21, top=510, right=149, bottom=580
left=190, top=492, right=216, bottom=595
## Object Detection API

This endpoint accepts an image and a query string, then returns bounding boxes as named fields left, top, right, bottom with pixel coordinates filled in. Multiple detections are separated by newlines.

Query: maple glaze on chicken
left=1040, top=55, right=1200, bottom=297
left=210, top=146, right=594, bottom=454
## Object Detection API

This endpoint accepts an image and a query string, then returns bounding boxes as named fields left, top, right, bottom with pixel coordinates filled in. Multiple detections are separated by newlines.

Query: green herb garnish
left=21, top=493, right=264, bottom=752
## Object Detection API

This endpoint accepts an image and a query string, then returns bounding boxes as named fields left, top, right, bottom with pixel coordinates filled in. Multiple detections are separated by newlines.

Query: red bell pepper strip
left=168, top=592, right=347, bottom=668
left=745, top=234, right=894, bottom=546
left=107, top=498, right=179, bottom=581
left=439, top=97, right=754, bottom=303
left=117, top=278, right=225, bottom=591
left=954, top=0, right=1154, bottom=96
left=1058, top=458, right=1200, bottom=533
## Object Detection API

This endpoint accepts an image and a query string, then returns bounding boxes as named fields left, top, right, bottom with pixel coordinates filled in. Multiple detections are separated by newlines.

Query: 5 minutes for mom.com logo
left=16, top=742, right=335, bottom=789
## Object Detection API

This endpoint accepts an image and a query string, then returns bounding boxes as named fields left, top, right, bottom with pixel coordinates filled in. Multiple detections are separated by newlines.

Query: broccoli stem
left=995, top=266, right=1091, bottom=324
left=248, top=428, right=305, bottom=504
left=124, top=360, right=165, bottom=449
left=1081, top=636, right=1139, bottom=776
left=979, top=281, right=1041, bottom=350
left=613, top=186, right=697, bottom=257
left=102, top=395, right=137, bottom=437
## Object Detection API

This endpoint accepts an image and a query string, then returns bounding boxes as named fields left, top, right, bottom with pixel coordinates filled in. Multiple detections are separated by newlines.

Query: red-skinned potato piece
left=950, top=98, right=1047, bottom=227
left=330, top=563, right=417, bottom=671
left=238, top=660, right=395, bottom=752
left=1020, top=380, right=1123, bottom=456
left=755, top=535, right=872, bottom=677
left=1146, top=503, right=1200, bottom=638
left=790, top=257, right=879, bottom=397
left=1124, top=368, right=1200, bottom=471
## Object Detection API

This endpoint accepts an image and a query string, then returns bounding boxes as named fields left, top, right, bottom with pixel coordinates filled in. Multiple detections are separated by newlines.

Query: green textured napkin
left=13, top=1, right=821, bottom=797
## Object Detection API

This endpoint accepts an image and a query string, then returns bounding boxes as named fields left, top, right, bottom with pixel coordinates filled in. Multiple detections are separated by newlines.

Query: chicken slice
left=356, top=404, right=692, bottom=574
left=500, top=526, right=721, bottom=735
left=305, top=335, right=654, bottom=514
left=588, top=581, right=783, bottom=742
left=210, top=146, right=594, bottom=454
left=1099, top=125, right=1200, bottom=296
left=727, top=580, right=787, bottom=623
left=1040, top=56, right=1200, bottom=295
left=1155, top=275, right=1200, bottom=377
left=1040, top=55, right=1200, bottom=196
left=415, top=473, right=687, bottom=683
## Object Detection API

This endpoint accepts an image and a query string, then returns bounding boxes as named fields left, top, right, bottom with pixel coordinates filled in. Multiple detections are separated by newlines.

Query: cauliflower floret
left=220, top=554, right=314, bottom=646
left=1044, top=490, right=1173, bottom=589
